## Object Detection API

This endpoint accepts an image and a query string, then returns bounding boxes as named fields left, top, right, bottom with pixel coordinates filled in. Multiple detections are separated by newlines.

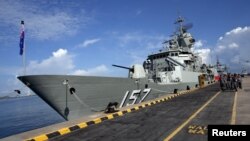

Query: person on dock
left=226, top=73, right=231, bottom=89
left=231, top=73, right=237, bottom=91
left=237, top=74, right=242, bottom=89
left=219, top=74, right=226, bottom=91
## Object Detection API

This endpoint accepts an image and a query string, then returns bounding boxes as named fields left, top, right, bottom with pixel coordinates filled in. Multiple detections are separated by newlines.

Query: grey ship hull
left=18, top=75, right=198, bottom=120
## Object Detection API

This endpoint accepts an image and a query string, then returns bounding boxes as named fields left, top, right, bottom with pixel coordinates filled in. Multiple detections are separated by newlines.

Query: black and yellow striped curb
left=26, top=82, right=216, bottom=141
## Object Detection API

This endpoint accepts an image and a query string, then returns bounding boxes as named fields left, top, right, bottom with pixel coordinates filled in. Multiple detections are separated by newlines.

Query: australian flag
left=19, top=21, right=25, bottom=56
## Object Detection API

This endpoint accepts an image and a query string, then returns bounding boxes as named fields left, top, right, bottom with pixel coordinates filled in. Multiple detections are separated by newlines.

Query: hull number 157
left=119, top=88, right=151, bottom=108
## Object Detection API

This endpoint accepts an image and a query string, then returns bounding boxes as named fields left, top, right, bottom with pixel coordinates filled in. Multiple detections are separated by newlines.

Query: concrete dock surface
left=236, top=76, right=250, bottom=124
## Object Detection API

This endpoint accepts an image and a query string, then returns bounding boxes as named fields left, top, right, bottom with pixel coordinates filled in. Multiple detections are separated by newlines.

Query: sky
left=0, top=0, right=250, bottom=96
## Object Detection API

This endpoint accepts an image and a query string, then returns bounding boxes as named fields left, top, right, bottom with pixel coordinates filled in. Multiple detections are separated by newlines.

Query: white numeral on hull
left=119, top=88, right=151, bottom=108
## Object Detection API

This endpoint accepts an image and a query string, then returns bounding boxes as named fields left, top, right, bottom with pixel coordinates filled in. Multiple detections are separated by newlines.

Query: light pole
left=63, top=80, right=69, bottom=120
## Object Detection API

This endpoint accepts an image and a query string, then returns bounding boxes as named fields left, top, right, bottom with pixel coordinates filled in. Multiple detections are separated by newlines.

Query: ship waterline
left=18, top=75, right=199, bottom=120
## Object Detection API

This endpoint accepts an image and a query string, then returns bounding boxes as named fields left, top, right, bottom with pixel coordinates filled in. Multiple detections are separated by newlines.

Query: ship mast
left=175, top=16, right=185, bottom=36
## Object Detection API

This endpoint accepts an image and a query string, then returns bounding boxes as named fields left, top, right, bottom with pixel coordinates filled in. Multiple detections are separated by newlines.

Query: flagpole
left=23, top=42, right=26, bottom=75
left=20, top=20, right=26, bottom=75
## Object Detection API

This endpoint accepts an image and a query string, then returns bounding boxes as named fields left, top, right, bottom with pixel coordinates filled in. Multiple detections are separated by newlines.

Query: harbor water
left=0, top=96, right=64, bottom=139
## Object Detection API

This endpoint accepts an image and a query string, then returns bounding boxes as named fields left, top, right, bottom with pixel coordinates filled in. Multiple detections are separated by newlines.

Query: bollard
left=174, top=89, right=178, bottom=94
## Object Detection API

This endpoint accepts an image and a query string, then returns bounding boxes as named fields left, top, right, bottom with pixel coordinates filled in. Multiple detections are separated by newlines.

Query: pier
left=3, top=77, right=250, bottom=141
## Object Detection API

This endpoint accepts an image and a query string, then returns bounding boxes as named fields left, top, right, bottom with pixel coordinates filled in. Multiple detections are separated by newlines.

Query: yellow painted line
left=127, top=109, right=132, bottom=113
left=164, top=91, right=221, bottom=141
left=77, top=122, right=87, bottom=128
left=117, top=111, right=123, bottom=116
left=231, top=92, right=238, bottom=124
left=148, top=102, right=151, bottom=106
left=106, top=114, right=114, bottom=119
left=93, top=118, right=102, bottom=124
left=142, top=104, right=146, bottom=108
left=134, top=106, right=139, bottom=110
left=58, top=127, right=70, bottom=135
left=30, top=134, right=48, bottom=141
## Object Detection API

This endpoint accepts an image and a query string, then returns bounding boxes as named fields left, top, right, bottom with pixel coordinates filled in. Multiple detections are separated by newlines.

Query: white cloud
left=52, top=48, right=68, bottom=57
left=195, top=48, right=211, bottom=64
left=191, top=39, right=211, bottom=64
left=76, top=38, right=100, bottom=48
left=225, top=27, right=249, bottom=35
left=24, top=48, right=110, bottom=76
left=215, top=26, right=250, bottom=72
left=194, top=40, right=203, bottom=48
left=219, top=36, right=223, bottom=40
left=0, top=0, right=88, bottom=40
left=218, top=45, right=226, bottom=49
left=216, top=42, right=239, bottom=54
left=228, top=43, right=239, bottom=49
left=216, top=45, right=226, bottom=53
left=26, top=48, right=74, bottom=74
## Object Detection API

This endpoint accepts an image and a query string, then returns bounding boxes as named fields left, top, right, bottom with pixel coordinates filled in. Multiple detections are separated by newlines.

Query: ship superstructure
left=143, top=16, right=202, bottom=84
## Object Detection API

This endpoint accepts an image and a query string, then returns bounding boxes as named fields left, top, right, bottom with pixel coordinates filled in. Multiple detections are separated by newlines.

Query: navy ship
left=18, top=17, right=212, bottom=121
